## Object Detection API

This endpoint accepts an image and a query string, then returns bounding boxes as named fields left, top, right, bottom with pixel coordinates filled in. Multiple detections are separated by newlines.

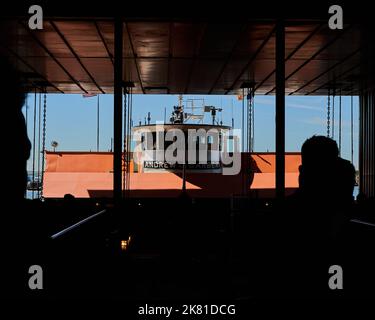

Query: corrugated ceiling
left=0, top=19, right=362, bottom=95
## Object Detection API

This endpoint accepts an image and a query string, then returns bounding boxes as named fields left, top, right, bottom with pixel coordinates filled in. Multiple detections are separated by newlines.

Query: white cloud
left=300, top=116, right=359, bottom=129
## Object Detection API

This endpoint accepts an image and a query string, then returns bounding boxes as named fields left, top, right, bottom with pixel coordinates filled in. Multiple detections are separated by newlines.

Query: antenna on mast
left=178, top=94, right=183, bottom=108
left=204, top=105, right=223, bottom=125
left=231, top=98, right=234, bottom=128
left=170, top=95, right=184, bottom=124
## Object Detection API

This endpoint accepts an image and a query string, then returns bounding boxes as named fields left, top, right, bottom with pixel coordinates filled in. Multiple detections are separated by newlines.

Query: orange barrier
left=45, top=151, right=134, bottom=173
left=43, top=151, right=301, bottom=198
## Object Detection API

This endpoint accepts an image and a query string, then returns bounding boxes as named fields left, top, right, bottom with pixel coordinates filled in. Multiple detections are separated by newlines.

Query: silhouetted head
left=1, top=57, right=26, bottom=114
left=1, top=56, right=30, bottom=200
left=299, top=136, right=338, bottom=195
left=301, top=135, right=339, bottom=168
left=298, top=135, right=355, bottom=202
left=64, top=193, right=75, bottom=201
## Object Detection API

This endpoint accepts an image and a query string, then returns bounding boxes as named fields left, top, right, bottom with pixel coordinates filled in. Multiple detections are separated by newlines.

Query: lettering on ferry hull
left=143, top=161, right=221, bottom=170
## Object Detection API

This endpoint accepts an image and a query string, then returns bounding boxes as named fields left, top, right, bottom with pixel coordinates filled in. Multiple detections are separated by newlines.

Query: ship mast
left=178, top=94, right=183, bottom=109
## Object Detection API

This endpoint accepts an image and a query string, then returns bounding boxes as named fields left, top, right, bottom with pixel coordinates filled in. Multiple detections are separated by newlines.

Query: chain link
left=40, top=90, right=47, bottom=199
left=327, top=88, right=331, bottom=137
left=122, top=88, right=128, bottom=197
left=332, top=87, right=335, bottom=139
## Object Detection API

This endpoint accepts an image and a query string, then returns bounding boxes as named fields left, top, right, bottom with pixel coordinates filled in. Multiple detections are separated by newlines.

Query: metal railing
left=51, top=209, right=107, bottom=240
left=350, top=218, right=375, bottom=228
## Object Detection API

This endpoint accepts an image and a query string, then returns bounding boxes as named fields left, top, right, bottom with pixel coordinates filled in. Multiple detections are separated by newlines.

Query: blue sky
left=23, top=94, right=359, bottom=172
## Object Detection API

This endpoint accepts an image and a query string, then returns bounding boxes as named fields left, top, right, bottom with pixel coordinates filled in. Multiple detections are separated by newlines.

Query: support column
left=113, top=17, right=123, bottom=202
left=275, top=20, right=285, bottom=199
left=359, top=22, right=375, bottom=198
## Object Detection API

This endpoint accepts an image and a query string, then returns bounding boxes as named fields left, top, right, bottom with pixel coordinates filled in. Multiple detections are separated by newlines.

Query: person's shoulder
left=338, top=157, right=354, bottom=169
left=335, top=158, right=355, bottom=178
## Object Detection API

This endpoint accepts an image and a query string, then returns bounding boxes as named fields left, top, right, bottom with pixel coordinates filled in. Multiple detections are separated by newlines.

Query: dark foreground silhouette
left=1, top=56, right=374, bottom=301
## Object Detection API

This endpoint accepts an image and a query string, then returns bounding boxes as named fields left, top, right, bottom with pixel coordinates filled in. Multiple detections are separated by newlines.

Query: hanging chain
left=25, top=93, right=28, bottom=131
left=247, top=88, right=251, bottom=152
left=125, top=88, right=130, bottom=193
left=327, top=88, right=331, bottom=137
left=122, top=86, right=132, bottom=198
left=122, top=88, right=127, bottom=198
left=37, top=92, right=42, bottom=199
left=338, top=88, right=342, bottom=156
left=32, top=88, right=37, bottom=199
left=127, top=87, right=133, bottom=196
left=241, top=88, right=245, bottom=151
left=40, top=90, right=47, bottom=199
left=350, top=85, right=354, bottom=164
left=332, top=87, right=335, bottom=139
left=251, top=87, right=255, bottom=152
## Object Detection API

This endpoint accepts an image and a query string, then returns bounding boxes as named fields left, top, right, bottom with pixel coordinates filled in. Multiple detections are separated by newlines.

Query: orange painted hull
left=43, top=151, right=301, bottom=198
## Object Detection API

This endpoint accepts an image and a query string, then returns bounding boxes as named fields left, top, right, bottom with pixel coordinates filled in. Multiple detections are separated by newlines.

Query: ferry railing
left=350, top=218, right=375, bottom=228
left=51, top=209, right=108, bottom=240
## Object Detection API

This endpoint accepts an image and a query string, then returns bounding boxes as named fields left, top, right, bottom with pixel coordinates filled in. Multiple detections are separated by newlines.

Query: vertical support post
left=351, top=93, right=354, bottom=164
left=338, top=89, right=342, bottom=156
left=37, top=92, right=41, bottom=198
left=182, top=162, right=186, bottom=193
left=275, top=20, right=285, bottom=199
left=242, top=88, right=245, bottom=152
left=359, top=93, right=364, bottom=196
left=97, top=94, right=100, bottom=152
left=32, top=88, right=37, bottom=200
left=332, top=89, right=335, bottom=139
left=114, top=17, right=123, bottom=203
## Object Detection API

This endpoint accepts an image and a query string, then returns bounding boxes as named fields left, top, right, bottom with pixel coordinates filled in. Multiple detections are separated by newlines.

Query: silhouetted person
left=1, top=56, right=47, bottom=298
left=298, top=135, right=355, bottom=204
left=296, top=136, right=355, bottom=241
left=63, top=193, right=76, bottom=210
left=269, top=136, right=355, bottom=298
left=1, top=57, right=31, bottom=201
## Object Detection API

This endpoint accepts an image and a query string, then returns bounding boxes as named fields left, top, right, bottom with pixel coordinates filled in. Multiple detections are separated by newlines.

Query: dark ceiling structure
left=0, top=18, right=362, bottom=95
left=1, top=1, right=374, bottom=198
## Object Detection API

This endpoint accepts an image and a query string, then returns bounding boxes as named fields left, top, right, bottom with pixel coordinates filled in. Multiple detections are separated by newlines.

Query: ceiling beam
left=19, top=21, right=88, bottom=93
left=166, top=22, right=173, bottom=94
left=265, top=25, right=353, bottom=95
left=224, top=25, right=276, bottom=95
left=290, top=49, right=360, bottom=95
left=305, top=62, right=360, bottom=95
left=208, top=23, right=249, bottom=94
left=0, top=43, right=64, bottom=93
left=125, top=56, right=240, bottom=60
left=124, top=22, right=145, bottom=94
left=94, top=21, right=114, bottom=66
left=184, top=23, right=207, bottom=94
left=50, top=21, right=105, bottom=94
left=254, top=23, right=323, bottom=92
